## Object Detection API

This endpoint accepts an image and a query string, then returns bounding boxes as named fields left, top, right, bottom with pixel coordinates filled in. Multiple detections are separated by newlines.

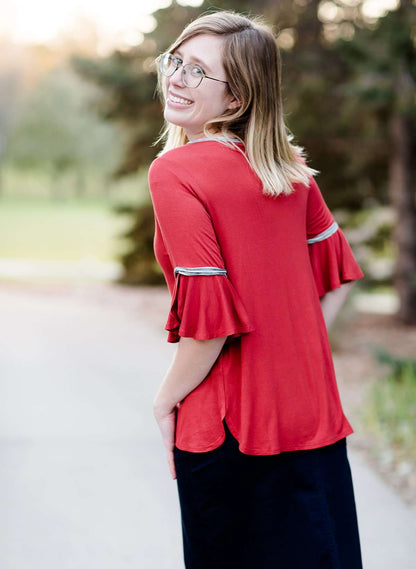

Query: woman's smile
left=167, top=91, right=194, bottom=107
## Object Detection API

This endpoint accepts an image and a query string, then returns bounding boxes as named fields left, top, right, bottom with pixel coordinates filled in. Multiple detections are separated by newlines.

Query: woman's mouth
left=168, top=93, right=193, bottom=106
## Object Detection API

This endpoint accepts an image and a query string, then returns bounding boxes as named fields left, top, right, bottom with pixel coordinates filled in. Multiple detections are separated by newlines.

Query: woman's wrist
left=153, top=336, right=227, bottom=420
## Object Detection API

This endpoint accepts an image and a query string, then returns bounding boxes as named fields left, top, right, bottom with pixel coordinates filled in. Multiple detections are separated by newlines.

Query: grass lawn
left=0, top=197, right=134, bottom=262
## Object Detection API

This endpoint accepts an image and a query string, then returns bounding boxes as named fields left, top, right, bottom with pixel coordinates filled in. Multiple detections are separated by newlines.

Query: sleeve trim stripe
left=174, top=266, right=227, bottom=277
left=307, top=221, right=339, bottom=244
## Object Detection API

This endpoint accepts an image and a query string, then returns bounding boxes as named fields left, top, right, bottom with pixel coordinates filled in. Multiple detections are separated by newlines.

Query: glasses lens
left=160, top=53, right=176, bottom=76
left=182, top=64, right=204, bottom=88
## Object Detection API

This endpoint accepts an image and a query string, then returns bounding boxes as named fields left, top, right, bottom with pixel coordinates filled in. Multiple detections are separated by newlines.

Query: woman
left=148, top=10, right=364, bottom=569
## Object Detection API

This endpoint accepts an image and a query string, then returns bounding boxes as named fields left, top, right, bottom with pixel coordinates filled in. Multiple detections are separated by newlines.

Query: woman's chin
left=164, top=109, right=187, bottom=128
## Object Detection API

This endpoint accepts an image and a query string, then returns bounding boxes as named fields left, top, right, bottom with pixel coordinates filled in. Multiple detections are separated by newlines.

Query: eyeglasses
left=159, top=52, right=229, bottom=89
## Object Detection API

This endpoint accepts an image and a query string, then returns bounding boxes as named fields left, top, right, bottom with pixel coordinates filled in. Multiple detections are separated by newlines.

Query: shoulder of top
left=148, top=152, right=174, bottom=178
left=148, top=150, right=188, bottom=184
left=150, top=145, right=190, bottom=166
left=151, top=141, right=243, bottom=166
left=148, top=146, right=204, bottom=186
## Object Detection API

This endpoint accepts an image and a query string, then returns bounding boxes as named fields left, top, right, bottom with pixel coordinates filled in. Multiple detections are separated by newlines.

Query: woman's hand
left=153, top=402, right=178, bottom=480
left=152, top=336, right=227, bottom=480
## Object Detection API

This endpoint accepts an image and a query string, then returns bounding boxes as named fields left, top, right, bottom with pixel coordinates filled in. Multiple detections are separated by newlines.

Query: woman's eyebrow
left=174, top=50, right=212, bottom=73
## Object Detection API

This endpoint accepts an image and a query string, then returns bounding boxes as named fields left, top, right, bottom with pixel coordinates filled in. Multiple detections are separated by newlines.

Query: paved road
left=0, top=284, right=415, bottom=569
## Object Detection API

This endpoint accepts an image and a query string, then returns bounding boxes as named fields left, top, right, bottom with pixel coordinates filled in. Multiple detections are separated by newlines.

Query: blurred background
left=0, top=0, right=415, bottom=567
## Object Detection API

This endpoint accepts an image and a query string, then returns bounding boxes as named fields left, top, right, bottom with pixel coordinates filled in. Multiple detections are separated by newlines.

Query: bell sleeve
left=148, top=154, right=254, bottom=343
left=306, top=177, right=364, bottom=298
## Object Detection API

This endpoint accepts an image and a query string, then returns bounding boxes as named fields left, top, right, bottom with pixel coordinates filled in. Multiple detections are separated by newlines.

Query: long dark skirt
left=173, top=419, right=363, bottom=569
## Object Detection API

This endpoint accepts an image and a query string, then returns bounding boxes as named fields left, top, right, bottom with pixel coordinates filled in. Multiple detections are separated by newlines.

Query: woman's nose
left=169, top=67, right=185, bottom=88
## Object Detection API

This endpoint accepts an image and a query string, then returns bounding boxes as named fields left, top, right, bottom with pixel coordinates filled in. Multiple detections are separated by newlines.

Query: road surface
left=0, top=283, right=415, bottom=568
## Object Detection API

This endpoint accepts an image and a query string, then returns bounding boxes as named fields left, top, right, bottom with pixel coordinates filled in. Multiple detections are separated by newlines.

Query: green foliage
left=364, top=223, right=393, bottom=255
left=373, top=346, right=416, bottom=382
left=69, top=47, right=161, bottom=174
left=115, top=202, right=164, bottom=285
left=336, top=1, right=416, bottom=201
left=363, top=349, right=416, bottom=462
left=6, top=67, right=122, bottom=175
left=337, top=5, right=416, bottom=113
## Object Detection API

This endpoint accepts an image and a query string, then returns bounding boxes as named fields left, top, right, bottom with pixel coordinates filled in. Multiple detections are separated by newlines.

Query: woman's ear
left=227, top=97, right=241, bottom=110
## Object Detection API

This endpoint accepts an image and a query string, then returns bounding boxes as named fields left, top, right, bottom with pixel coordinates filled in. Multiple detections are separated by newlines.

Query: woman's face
left=163, top=34, right=240, bottom=141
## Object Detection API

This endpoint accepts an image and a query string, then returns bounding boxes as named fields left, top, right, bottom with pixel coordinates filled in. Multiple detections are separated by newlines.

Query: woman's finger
left=168, top=449, right=177, bottom=480
left=154, top=407, right=178, bottom=479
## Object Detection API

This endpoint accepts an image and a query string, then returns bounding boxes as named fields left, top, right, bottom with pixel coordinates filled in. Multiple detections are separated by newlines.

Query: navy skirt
left=174, top=419, right=363, bottom=569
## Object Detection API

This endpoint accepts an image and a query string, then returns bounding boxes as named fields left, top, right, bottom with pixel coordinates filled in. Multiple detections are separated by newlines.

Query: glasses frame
left=159, top=53, right=229, bottom=89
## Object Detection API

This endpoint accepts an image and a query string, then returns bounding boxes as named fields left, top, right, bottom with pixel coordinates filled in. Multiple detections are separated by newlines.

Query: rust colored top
left=148, top=139, right=364, bottom=455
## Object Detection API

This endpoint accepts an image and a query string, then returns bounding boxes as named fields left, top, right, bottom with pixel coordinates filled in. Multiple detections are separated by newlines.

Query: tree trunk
left=296, top=0, right=322, bottom=47
left=389, top=67, right=416, bottom=324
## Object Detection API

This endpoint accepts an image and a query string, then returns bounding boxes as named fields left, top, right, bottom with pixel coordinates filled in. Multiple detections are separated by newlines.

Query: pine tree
left=338, top=0, right=416, bottom=323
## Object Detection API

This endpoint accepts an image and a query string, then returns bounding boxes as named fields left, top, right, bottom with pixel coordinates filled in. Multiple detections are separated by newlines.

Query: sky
left=0, top=0, right=203, bottom=54
left=0, top=0, right=401, bottom=55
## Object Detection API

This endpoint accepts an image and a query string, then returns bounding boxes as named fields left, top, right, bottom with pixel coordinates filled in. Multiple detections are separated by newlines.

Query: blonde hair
left=155, top=11, right=317, bottom=197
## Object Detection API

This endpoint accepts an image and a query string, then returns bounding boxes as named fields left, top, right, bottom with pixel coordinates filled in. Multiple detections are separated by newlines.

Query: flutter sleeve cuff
left=165, top=272, right=255, bottom=343
left=308, top=226, right=364, bottom=297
